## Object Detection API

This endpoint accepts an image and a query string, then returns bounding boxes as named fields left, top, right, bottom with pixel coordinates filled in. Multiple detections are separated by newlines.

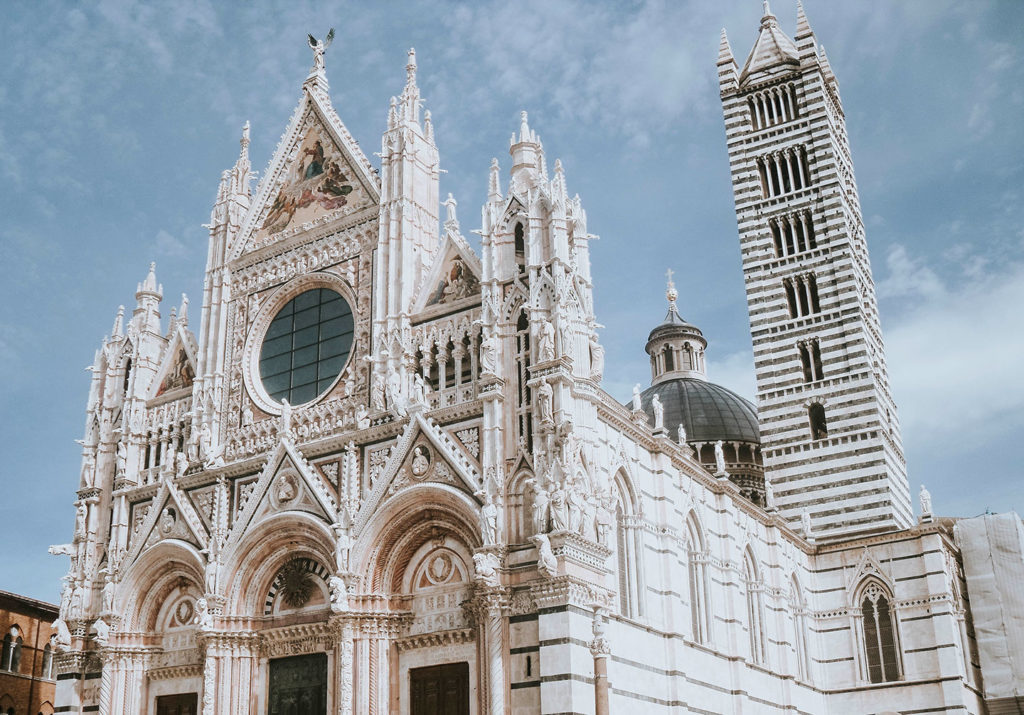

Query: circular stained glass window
left=259, top=288, right=353, bottom=405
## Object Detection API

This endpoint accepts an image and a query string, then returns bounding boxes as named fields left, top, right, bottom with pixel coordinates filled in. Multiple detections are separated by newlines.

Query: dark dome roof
left=632, top=378, right=760, bottom=444
left=646, top=305, right=704, bottom=345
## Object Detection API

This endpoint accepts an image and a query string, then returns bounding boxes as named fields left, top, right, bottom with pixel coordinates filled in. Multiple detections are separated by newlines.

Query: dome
left=634, top=378, right=760, bottom=444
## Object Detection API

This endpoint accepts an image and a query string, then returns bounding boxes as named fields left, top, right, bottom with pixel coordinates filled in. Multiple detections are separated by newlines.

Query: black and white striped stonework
left=719, top=17, right=912, bottom=538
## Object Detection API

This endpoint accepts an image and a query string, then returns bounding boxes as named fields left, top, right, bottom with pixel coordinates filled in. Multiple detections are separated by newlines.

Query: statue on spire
left=665, top=268, right=678, bottom=305
left=307, top=28, right=335, bottom=74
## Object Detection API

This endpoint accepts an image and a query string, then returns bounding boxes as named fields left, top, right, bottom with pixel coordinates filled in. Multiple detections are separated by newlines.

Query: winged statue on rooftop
left=308, top=28, right=335, bottom=73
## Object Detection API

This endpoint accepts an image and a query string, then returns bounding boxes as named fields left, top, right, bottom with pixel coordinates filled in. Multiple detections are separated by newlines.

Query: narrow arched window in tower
left=514, top=222, right=526, bottom=275
left=770, top=219, right=783, bottom=257
left=615, top=502, right=631, bottom=617
left=122, top=358, right=132, bottom=392
left=811, top=341, right=824, bottom=380
left=808, top=274, right=821, bottom=313
left=808, top=403, right=828, bottom=440
left=515, top=309, right=533, bottom=452
left=799, top=343, right=812, bottom=383
left=861, top=583, right=902, bottom=683
left=663, top=345, right=674, bottom=372
left=784, top=279, right=798, bottom=319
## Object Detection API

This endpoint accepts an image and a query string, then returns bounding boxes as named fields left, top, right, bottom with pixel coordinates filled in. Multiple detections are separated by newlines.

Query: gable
left=231, top=82, right=381, bottom=260
left=413, top=236, right=482, bottom=313
left=254, top=122, right=373, bottom=241
left=151, top=328, right=197, bottom=399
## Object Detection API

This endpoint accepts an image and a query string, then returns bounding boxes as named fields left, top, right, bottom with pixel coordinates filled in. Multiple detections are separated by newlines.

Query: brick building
left=0, top=591, right=57, bottom=715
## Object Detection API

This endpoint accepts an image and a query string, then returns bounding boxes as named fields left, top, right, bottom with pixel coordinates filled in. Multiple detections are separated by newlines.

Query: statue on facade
left=677, top=423, right=687, bottom=445
left=74, top=503, right=87, bottom=539
left=714, top=440, right=727, bottom=476
left=632, top=384, right=642, bottom=411
left=473, top=552, right=501, bottom=588
left=280, top=399, right=293, bottom=438
left=101, top=570, right=116, bottom=613
left=93, top=617, right=110, bottom=646
left=594, top=492, right=614, bottom=546
left=537, top=378, right=553, bottom=426
left=355, top=405, right=370, bottom=430
left=538, top=319, right=555, bottom=362
left=199, top=423, right=224, bottom=468
left=386, top=367, right=407, bottom=415
left=477, top=490, right=499, bottom=546
left=195, top=597, right=214, bottom=630
left=589, top=333, right=604, bottom=382
left=548, top=480, right=568, bottom=532
left=526, top=478, right=549, bottom=535
left=567, top=474, right=586, bottom=533
left=531, top=534, right=557, bottom=579
left=411, top=372, right=428, bottom=406
left=241, top=402, right=254, bottom=427
left=480, top=332, right=499, bottom=377
left=764, top=478, right=776, bottom=511
left=116, top=441, right=127, bottom=477
left=175, top=450, right=189, bottom=478
left=919, top=484, right=933, bottom=519
left=652, top=394, right=664, bottom=430
left=333, top=521, right=352, bottom=573
left=307, top=28, right=334, bottom=74
left=51, top=619, right=72, bottom=652
left=558, top=318, right=572, bottom=357
left=801, top=508, right=813, bottom=540
left=371, top=369, right=386, bottom=411
left=329, top=575, right=348, bottom=613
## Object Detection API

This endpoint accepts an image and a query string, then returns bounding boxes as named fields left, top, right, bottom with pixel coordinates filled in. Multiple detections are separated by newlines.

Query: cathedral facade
left=51, top=7, right=1023, bottom=715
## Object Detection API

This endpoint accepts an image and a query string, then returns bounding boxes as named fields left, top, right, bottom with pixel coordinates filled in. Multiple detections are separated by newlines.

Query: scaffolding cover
left=954, top=512, right=1024, bottom=701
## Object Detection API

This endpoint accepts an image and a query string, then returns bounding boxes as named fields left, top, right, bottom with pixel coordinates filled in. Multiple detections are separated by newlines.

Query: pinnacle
left=718, top=28, right=735, bottom=64
left=796, top=0, right=814, bottom=39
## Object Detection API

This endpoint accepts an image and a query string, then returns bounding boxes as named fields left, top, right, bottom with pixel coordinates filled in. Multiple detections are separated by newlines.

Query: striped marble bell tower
left=719, top=1, right=912, bottom=538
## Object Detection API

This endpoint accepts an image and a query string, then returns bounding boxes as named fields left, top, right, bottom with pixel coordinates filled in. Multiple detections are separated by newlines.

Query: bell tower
left=720, top=1, right=912, bottom=537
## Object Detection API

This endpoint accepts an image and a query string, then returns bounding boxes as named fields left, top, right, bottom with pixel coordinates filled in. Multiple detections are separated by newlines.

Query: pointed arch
left=118, top=539, right=205, bottom=632
left=790, top=573, right=811, bottom=681
left=507, top=467, right=535, bottom=545
left=855, top=577, right=902, bottom=683
left=611, top=468, right=644, bottom=619
left=743, top=546, right=766, bottom=664
left=685, top=510, right=711, bottom=644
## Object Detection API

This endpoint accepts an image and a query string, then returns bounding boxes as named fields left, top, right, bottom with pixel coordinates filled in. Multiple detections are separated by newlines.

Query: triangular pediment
left=227, top=438, right=338, bottom=545
left=846, top=547, right=894, bottom=598
left=412, top=234, right=482, bottom=313
left=150, top=326, right=197, bottom=399
left=354, top=411, right=483, bottom=535
left=124, top=480, right=209, bottom=570
left=231, top=82, right=381, bottom=260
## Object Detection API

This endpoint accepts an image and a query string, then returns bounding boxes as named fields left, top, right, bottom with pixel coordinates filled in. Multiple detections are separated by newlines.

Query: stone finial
left=519, top=110, right=534, bottom=144
left=111, top=305, right=125, bottom=338
left=178, top=293, right=189, bottom=327
left=406, top=47, right=417, bottom=84
left=137, top=262, right=162, bottom=301
left=240, top=120, right=250, bottom=150
left=665, top=268, right=678, bottom=305
left=488, top=158, right=502, bottom=200
left=423, top=109, right=434, bottom=144
left=919, top=484, right=933, bottom=522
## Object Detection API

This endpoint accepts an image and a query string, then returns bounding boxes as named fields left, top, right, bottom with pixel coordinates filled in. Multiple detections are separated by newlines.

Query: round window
left=259, top=288, right=353, bottom=405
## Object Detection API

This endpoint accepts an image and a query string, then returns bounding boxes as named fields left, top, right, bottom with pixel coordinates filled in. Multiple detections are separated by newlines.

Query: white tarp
left=954, top=512, right=1024, bottom=702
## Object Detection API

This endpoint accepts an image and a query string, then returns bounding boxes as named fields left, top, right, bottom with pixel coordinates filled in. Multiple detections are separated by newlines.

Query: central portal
left=410, top=661, right=470, bottom=715
left=268, top=653, right=328, bottom=715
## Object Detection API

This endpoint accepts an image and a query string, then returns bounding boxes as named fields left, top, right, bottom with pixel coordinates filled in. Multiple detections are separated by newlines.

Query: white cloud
left=882, top=246, right=1024, bottom=451
left=154, top=229, right=189, bottom=258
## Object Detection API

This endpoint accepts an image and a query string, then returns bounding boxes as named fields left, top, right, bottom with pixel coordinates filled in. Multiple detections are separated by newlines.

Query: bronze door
left=156, top=693, right=198, bottom=715
left=268, top=653, right=328, bottom=715
left=410, top=662, right=470, bottom=715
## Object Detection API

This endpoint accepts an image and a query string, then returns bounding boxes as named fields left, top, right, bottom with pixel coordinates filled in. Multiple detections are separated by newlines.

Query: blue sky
left=1, top=1, right=1022, bottom=603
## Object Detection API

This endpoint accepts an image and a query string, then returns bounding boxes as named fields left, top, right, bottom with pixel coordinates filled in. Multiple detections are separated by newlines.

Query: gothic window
left=748, top=85, right=799, bottom=130
left=514, top=222, right=526, bottom=275
left=784, top=279, right=798, bottom=318
left=860, top=581, right=902, bottom=683
left=791, top=576, right=811, bottom=681
left=259, top=288, right=354, bottom=405
left=613, top=472, right=643, bottom=619
left=784, top=275, right=821, bottom=319
left=0, top=633, right=10, bottom=670
left=122, top=358, right=132, bottom=392
left=686, top=512, right=711, bottom=644
left=744, top=549, right=766, bottom=664
left=758, top=148, right=811, bottom=199
left=663, top=345, right=674, bottom=372
left=515, top=310, right=533, bottom=452
left=808, top=403, right=828, bottom=440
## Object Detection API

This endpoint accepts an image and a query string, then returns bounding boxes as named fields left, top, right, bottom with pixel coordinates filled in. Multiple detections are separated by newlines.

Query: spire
left=400, top=48, right=421, bottom=125
left=111, top=305, right=125, bottom=339
left=488, top=158, right=502, bottom=201
left=229, top=121, right=252, bottom=197
left=645, top=269, right=708, bottom=384
left=739, top=0, right=799, bottom=83
left=718, top=28, right=735, bottom=65
left=136, top=262, right=162, bottom=300
left=795, top=0, right=816, bottom=57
